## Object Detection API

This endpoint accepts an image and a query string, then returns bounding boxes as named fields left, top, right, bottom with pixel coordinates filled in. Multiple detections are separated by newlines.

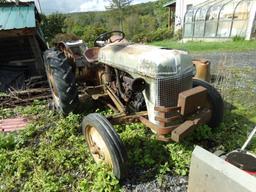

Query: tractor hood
left=98, top=43, right=194, bottom=78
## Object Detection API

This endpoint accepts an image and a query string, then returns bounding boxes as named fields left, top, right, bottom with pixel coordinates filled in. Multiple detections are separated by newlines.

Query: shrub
left=232, top=35, right=245, bottom=41
left=50, top=33, right=80, bottom=46
left=132, top=27, right=174, bottom=43
left=174, top=29, right=183, bottom=40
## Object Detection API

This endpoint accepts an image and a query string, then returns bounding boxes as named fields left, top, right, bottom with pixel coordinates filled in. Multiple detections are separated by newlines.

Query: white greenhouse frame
left=183, top=0, right=256, bottom=40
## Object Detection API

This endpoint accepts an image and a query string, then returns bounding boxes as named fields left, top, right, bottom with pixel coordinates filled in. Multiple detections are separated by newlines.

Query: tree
left=105, top=0, right=133, bottom=31
left=51, top=33, right=80, bottom=45
left=41, top=13, right=66, bottom=43
left=0, top=0, right=7, bottom=3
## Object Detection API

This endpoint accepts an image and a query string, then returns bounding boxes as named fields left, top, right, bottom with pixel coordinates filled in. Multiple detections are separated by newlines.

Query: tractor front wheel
left=192, top=79, right=224, bottom=128
left=82, top=113, right=127, bottom=179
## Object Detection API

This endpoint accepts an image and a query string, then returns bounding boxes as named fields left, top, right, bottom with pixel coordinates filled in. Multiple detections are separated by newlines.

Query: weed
left=232, top=35, right=245, bottom=41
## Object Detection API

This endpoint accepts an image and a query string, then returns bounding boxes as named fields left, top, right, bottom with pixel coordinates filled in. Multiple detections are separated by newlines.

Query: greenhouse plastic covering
left=183, top=0, right=256, bottom=38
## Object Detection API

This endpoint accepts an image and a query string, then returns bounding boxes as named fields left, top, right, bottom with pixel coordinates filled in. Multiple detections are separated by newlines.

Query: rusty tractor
left=43, top=31, right=224, bottom=179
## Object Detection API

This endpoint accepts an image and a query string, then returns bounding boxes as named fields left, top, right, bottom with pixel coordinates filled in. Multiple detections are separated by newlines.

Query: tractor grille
left=155, top=70, right=193, bottom=107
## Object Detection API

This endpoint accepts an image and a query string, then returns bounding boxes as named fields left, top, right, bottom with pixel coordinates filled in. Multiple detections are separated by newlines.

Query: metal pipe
left=105, top=65, right=112, bottom=82
left=122, top=76, right=146, bottom=92
left=241, top=126, right=256, bottom=151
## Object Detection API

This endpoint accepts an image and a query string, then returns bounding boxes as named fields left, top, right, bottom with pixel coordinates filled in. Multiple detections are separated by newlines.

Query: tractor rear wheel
left=82, top=113, right=127, bottom=179
left=192, top=79, right=224, bottom=128
left=44, top=48, right=79, bottom=115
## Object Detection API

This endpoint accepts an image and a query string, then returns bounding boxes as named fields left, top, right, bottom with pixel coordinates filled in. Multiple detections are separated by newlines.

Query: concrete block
left=188, top=146, right=256, bottom=192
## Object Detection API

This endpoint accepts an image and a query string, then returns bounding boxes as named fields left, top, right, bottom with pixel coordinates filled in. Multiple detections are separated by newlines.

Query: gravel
left=122, top=166, right=188, bottom=192
left=123, top=174, right=188, bottom=192
left=191, top=50, right=256, bottom=68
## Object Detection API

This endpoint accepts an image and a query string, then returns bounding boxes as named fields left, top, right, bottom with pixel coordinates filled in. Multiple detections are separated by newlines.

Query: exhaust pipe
left=122, top=76, right=146, bottom=92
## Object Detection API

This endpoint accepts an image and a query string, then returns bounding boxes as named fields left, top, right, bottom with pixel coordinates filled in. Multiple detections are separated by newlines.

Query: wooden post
left=28, top=35, right=45, bottom=75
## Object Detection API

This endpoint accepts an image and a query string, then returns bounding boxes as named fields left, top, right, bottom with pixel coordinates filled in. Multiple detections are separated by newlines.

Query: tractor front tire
left=82, top=113, right=127, bottom=179
left=44, top=48, right=79, bottom=115
left=192, top=79, right=224, bottom=128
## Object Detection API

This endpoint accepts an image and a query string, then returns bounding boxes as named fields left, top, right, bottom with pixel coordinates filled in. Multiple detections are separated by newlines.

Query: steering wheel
left=94, top=31, right=125, bottom=47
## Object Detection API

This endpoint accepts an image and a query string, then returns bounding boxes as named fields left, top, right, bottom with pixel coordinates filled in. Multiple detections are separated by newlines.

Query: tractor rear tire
left=192, top=79, right=224, bottom=128
left=82, top=113, right=127, bottom=179
left=44, top=48, right=79, bottom=115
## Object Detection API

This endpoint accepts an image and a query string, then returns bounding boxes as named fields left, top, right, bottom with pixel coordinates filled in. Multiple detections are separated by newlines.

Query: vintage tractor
left=43, top=31, right=223, bottom=179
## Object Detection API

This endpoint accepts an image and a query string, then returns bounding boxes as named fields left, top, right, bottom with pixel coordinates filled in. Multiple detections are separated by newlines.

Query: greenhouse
left=183, top=0, right=256, bottom=40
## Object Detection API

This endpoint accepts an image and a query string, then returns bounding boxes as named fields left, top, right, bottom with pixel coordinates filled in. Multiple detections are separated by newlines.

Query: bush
left=174, top=29, right=183, bottom=40
left=82, top=26, right=107, bottom=47
left=50, top=33, right=80, bottom=46
left=132, top=27, right=174, bottom=43
left=232, top=35, right=245, bottom=42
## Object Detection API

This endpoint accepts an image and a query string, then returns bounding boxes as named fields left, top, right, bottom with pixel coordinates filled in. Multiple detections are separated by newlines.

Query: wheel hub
left=86, top=126, right=113, bottom=167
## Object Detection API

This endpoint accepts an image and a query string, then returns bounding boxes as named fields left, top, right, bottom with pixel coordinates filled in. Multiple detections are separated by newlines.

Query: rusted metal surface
left=106, top=86, right=126, bottom=114
left=0, top=117, right=28, bottom=132
left=140, top=106, right=211, bottom=142
left=154, top=105, right=182, bottom=127
left=140, top=116, right=177, bottom=135
left=193, top=59, right=211, bottom=82
left=178, top=86, right=208, bottom=116
left=171, top=109, right=211, bottom=142
left=155, top=115, right=181, bottom=123
left=57, top=42, right=76, bottom=72
left=156, top=134, right=172, bottom=142
left=108, top=111, right=147, bottom=125
left=154, top=106, right=181, bottom=113
left=84, top=47, right=100, bottom=63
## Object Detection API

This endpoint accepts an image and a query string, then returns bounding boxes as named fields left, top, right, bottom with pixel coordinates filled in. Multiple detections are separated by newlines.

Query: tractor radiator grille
left=155, top=70, right=193, bottom=107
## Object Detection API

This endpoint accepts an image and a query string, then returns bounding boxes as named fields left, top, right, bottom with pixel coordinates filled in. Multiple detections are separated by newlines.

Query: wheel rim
left=85, top=126, right=113, bottom=167
left=47, top=69, right=61, bottom=108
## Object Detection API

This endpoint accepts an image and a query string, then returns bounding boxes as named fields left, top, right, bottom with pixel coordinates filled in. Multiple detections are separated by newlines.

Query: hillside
left=41, top=0, right=174, bottom=45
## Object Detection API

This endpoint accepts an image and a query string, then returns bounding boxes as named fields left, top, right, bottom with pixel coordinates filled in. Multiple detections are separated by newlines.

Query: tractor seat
left=84, top=47, right=100, bottom=63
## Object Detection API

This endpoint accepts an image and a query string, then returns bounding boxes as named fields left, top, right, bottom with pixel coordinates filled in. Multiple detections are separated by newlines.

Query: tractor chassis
left=91, top=83, right=212, bottom=143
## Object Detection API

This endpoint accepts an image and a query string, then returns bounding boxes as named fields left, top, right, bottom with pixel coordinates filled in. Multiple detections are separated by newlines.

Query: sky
left=20, top=0, right=157, bottom=14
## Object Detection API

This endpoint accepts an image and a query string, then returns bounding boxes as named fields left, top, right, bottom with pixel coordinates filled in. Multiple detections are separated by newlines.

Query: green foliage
left=232, top=35, right=245, bottom=42
left=174, top=29, right=183, bottom=40
left=64, top=22, right=106, bottom=47
left=58, top=0, right=173, bottom=45
left=41, top=13, right=67, bottom=43
left=106, top=0, right=133, bottom=9
left=189, top=125, right=213, bottom=141
left=81, top=26, right=107, bottom=47
left=132, top=27, right=173, bottom=43
left=156, top=162, right=171, bottom=185
left=0, top=65, right=255, bottom=190
left=0, top=101, right=120, bottom=191
left=105, top=0, right=133, bottom=30
left=151, top=39, right=256, bottom=53
left=165, top=143, right=192, bottom=176
left=51, top=33, right=80, bottom=45
left=0, top=92, right=7, bottom=96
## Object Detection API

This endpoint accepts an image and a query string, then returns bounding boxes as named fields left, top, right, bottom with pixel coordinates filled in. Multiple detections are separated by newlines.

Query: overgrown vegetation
left=0, top=65, right=256, bottom=191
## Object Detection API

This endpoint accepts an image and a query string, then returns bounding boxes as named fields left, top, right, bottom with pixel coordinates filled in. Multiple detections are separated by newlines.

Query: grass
left=150, top=39, right=256, bottom=53
left=0, top=66, right=256, bottom=191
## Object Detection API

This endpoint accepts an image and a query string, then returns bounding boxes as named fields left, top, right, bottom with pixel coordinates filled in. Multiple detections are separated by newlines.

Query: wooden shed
left=0, top=1, right=47, bottom=92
